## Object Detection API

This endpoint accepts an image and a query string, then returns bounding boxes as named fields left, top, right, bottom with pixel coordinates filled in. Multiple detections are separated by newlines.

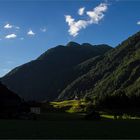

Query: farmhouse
left=28, top=101, right=41, bottom=114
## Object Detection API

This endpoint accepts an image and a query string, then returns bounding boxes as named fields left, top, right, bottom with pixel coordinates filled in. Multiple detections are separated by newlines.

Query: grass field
left=0, top=113, right=140, bottom=139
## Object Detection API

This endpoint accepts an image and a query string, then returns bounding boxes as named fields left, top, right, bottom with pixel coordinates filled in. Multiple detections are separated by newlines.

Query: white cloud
left=40, top=27, right=47, bottom=32
left=65, top=15, right=89, bottom=37
left=65, top=3, right=108, bottom=37
left=5, top=34, right=17, bottom=39
left=78, top=7, right=85, bottom=16
left=137, top=21, right=140, bottom=25
left=87, top=3, right=108, bottom=24
left=4, top=23, right=13, bottom=29
left=27, top=29, right=35, bottom=36
left=4, top=23, right=20, bottom=30
left=15, top=26, right=20, bottom=29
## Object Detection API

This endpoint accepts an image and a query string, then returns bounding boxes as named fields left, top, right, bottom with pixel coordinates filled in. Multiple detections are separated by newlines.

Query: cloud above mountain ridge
left=65, top=3, right=108, bottom=37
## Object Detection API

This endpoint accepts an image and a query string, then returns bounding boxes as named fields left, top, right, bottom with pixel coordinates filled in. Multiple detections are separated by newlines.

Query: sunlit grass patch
left=51, top=100, right=78, bottom=106
left=51, top=100, right=87, bottom=113
left=101, top=114, right=114, bottom=119
left=101, top=114, right=140, bottom=120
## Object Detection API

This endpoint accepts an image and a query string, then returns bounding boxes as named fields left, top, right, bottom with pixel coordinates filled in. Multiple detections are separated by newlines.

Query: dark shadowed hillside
left=58, top=31, right=140, bottom=103
left=0, top=82, right=21, bottom=112
left=1, top=42, right=112, bottom=101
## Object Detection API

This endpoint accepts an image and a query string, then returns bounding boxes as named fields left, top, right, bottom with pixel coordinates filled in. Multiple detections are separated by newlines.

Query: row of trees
left=83, top=92, right=140, bottom=116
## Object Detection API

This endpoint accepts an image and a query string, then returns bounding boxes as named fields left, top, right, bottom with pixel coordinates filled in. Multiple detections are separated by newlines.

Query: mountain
left=0, top=82, right=21, bottom=110
left=58, top=31, right=140, bottom=105
left=1, top=42, right=112, bottom=101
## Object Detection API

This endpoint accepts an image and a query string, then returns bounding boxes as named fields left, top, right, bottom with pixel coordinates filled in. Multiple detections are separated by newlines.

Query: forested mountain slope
left=1, top=42, right=111, bottom=101
left=58, top=31, right=140, bottom=102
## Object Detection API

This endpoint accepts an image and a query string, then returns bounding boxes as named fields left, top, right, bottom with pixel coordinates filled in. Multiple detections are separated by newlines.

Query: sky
left=0, top=0, right=140, bottom=77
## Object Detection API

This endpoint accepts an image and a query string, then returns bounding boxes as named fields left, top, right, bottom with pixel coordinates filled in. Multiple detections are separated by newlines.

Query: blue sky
left=0, top=0, right=140, bottom=77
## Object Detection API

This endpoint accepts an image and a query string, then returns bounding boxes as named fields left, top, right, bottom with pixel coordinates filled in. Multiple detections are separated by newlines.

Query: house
left=74, top=95, right=79, bottom=100
left=30, top=107, right=41, bottom=114
left=28, top=101, right=41, bottom=114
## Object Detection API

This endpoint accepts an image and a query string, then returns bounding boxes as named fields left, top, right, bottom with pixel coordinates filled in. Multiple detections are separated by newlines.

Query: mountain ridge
left=2, top=31, right=140, bottom=103
left=58, top=31, right=140, bottom=101
left=1, top=42, right=112, bottom=101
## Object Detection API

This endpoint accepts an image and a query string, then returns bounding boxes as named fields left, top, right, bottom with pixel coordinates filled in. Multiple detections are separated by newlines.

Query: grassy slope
left=51, top=100, right=87, bottom=113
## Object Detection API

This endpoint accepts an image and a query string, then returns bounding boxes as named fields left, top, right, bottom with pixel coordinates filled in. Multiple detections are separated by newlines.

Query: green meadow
left=0, top=113, right=140, bottom=139
left=1, top=99, right=140, bottom=140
